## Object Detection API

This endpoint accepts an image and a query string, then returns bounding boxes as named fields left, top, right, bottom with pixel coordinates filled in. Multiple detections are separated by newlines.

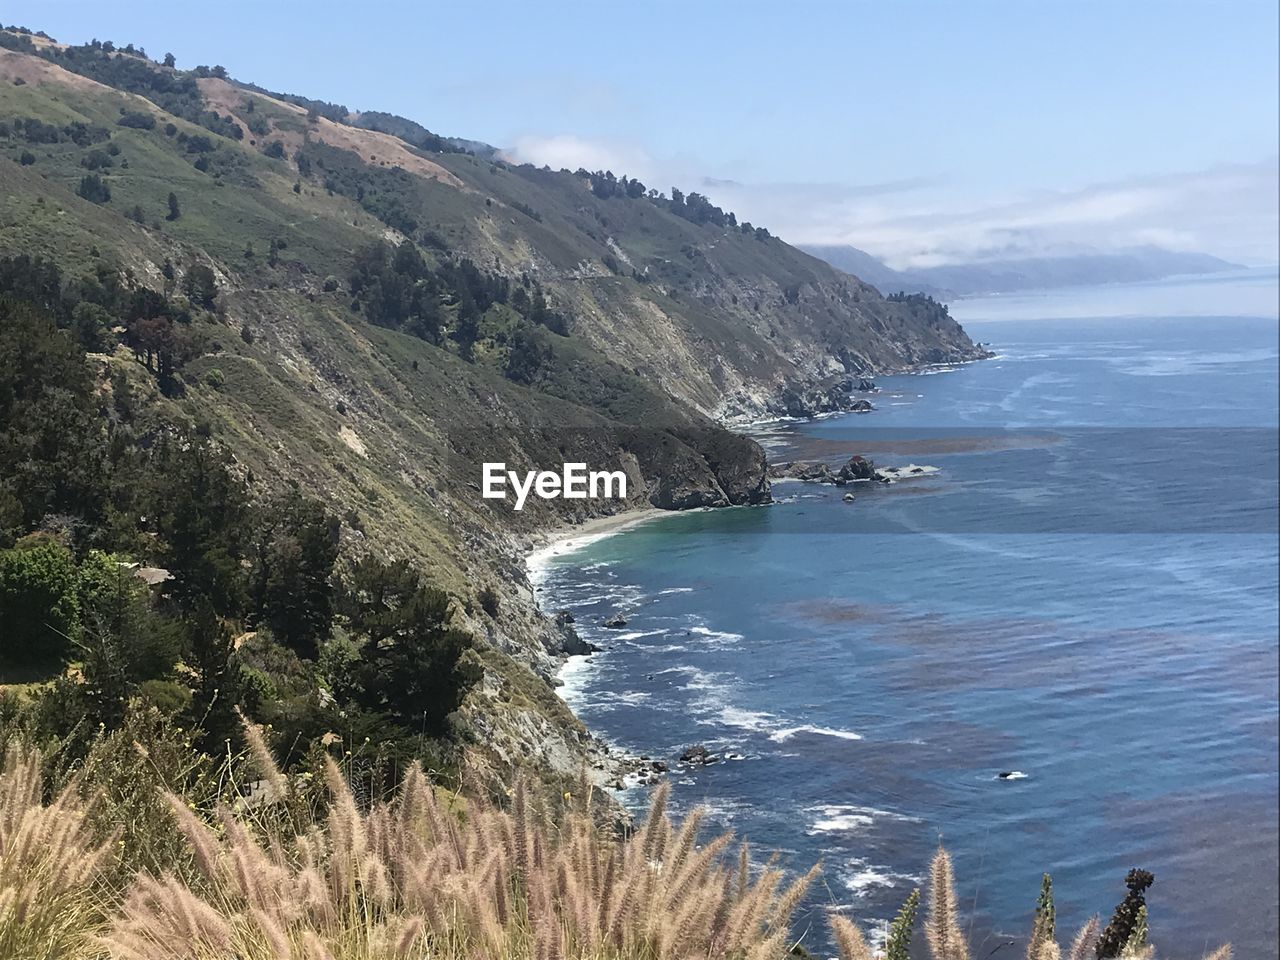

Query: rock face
left=771, top=455, right=939, bottom=487
left=679, top=744, right=718, bottom=765
left=770, top=460, right=835, bottom=482
left=636, top=427, right=771, bottom=510
left=548, top=613, right=598, bottom=656
left=777, top=375, right=879, bottom=419
left=836, top=455, right=877, bottom=483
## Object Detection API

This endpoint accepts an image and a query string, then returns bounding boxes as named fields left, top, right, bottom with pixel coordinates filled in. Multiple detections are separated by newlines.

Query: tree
left=151, top=438, right=249, bottom=617
left=76, top=552, right=181, bottom=726
left=186, top=596, right=239, bottom=752
left=0, top=299, right=106, bottom=540
left=76, top=173, right=111, bottom=204
left=166, top=191, right=180, bottom=221
left=250, top=492, right=340, bottom=660
left=162, top=52, right=175, bottom=68
left=0, top=534, right=79, bottom=667
left=182, top=263, right=217, bottom=307
left=338, top=558, right=482, bottom=735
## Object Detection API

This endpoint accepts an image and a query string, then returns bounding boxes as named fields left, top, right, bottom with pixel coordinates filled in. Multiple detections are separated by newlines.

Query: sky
left=11, top=1, right=1279, bottom=267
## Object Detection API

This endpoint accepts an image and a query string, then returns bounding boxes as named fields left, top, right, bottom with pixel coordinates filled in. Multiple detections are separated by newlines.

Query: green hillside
left=0, top=28, right=984, bottom=786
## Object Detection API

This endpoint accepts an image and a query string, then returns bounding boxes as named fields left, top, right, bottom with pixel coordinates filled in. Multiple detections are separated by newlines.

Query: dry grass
left=0, top=744, right=115, bottom=960
left=100, top=751, right=815, bottom=960
left=0, top=730, right=1242, bottom=960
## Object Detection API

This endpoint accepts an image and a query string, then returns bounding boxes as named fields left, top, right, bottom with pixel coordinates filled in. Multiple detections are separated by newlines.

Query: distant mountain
left=802, top=244, right=1244, bottom=298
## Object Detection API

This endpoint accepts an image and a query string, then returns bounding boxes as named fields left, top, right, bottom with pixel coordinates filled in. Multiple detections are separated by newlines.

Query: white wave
left=712, top=705, right=779, bottom=733
left=606, top=690, right=652, bottom=706
left=997, top=770, right=1029, bottom=781
left=810, top=811, right=876, bottom=833
left=688, top=625, right=744, bottom=646
left=806, top=804, right=921, bottom=836
left=770, top=725, right=863, bottom=743
left=840, top=859, right=923, bottom=896
left=606, top=629, right=668, bottom=642
left=555, top=656, right=600, bottom=703
left=656, top=586, right=695, bottom=595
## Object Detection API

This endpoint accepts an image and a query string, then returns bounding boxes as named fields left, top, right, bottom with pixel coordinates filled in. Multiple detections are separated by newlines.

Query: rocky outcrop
left=771, top=454, right=938, bottom=486
left=776, top=375, right=879, bottom=419
left=770, top=460, right=835, bottom=483
left=547, top=610, right=598, bottom=656
left=836, top=455, right=876, bottom=483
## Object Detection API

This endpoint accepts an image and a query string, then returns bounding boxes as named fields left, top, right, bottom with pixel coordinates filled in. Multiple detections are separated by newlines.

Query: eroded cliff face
left=0, top=38, right=985, bottom=786
left=428, top=155, right=990, bottom=422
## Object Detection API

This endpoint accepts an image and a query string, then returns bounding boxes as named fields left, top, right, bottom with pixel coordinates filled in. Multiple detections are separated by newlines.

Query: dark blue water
left=532, top=275, right=1279, bottom=956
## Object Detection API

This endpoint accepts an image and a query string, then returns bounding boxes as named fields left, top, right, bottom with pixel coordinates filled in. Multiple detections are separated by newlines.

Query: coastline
left=525, top=507, right=671, bottom=588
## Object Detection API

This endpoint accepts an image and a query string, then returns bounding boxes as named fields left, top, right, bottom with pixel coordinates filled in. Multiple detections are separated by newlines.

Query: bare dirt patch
left=197, top=78, right=463, bottom=189
left=0, top=47, right=114, bottom=93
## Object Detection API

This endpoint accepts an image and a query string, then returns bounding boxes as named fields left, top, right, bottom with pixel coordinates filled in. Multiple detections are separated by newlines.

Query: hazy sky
left=11, top=1, right=1279, bottom=266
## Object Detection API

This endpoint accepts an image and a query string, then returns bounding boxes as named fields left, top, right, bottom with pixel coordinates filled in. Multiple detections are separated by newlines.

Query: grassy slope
left=0, top=42, right=978, bottom=780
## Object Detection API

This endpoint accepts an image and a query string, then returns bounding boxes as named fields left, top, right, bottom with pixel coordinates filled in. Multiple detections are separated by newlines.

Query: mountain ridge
left=803, top=242, right=1244, bottom=298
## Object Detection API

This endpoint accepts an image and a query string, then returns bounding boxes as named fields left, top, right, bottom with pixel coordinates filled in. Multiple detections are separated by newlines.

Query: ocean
left=530, top=270, right=1279, bottom=957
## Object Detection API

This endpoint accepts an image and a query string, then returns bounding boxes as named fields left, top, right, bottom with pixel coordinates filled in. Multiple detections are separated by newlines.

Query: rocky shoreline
left=518, top=359, right=979, bottom=801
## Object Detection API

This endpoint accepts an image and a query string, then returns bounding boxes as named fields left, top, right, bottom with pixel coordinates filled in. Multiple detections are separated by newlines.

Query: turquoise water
left=533, top=273, right=1279, bottom=956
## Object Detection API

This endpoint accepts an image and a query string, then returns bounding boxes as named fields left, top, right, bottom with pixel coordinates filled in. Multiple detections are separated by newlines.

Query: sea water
left=532, top=270, right=1279, bottom=956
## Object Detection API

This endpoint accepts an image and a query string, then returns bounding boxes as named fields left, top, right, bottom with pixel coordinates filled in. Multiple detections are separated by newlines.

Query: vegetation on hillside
left=0, top=258, right=481, bottom=786
left=0, top=23, right=1134, bottom=957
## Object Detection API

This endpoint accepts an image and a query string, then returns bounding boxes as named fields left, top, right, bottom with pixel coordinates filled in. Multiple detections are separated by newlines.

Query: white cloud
left=504, top=134, right=658, bottom=184
left=734, top=160, right=1280, bottom=269
left=504, top=133, right=1279, bottom=268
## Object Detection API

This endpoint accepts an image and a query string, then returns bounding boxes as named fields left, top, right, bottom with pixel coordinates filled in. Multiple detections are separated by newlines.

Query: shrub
left=117, top=110, right=156, bottom=130
left=77, top=173, right=112, bottom=204
left=0, top=534, right=79, bottom=667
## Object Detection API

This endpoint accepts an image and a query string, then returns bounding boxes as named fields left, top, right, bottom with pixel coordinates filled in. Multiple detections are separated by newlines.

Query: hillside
left=0, top=28, right=985, bottom=786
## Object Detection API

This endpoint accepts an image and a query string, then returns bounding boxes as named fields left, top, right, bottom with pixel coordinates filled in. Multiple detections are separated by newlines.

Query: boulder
left=836, top=455, right=876, bottom=482
left=679, top=744, right=718, bottom=765
left=603, top=614, right=629, bottom=629
left=842, top=492, right=856, bottom=502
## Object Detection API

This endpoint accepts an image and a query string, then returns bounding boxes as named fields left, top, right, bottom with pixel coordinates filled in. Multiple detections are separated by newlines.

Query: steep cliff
left=0, top=30, right=985, bottom=781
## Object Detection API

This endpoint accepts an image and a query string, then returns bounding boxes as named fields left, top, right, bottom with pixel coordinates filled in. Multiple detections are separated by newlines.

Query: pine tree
left=187, top=597, right=239, bottom=753
left=166, top=191, right=180, bottom=221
